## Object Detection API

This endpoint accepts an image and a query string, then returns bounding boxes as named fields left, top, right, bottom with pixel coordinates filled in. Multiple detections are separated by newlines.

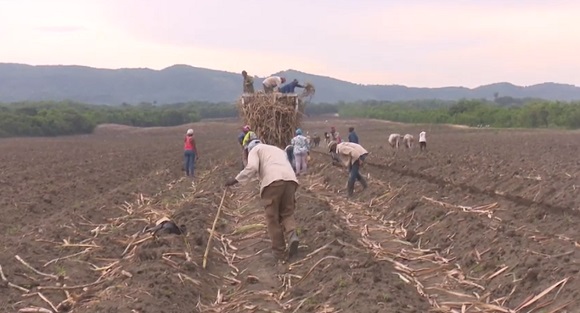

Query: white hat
left=247, top=139, right=261, bottom=152
left=186, top=129, right=194, bottom=135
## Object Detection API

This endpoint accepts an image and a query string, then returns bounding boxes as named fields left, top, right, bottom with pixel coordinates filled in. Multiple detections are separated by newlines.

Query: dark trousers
left=184, top=150, right=196, bottom=176
left=261, top=180, right=298, bottom=259
left=420, top=142, right=427, bottom=151
left=347, top=154, right=368, bottom=196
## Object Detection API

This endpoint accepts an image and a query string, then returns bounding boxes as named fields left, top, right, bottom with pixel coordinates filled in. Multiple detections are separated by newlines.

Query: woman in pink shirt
left=183, top=129, right=197, bottom=177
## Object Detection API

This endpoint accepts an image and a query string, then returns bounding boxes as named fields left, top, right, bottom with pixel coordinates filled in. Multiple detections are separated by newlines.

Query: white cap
left=247, top=139, right=261, bottom=152
left=186, top=129, right=194, bottom=135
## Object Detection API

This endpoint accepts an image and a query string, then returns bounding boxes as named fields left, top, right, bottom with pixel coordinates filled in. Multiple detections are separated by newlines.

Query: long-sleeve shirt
left=279, top=81, right=304, bottom=93
left=335, top=142, right=368, bottom=167
left=235, top=144, right=298, bottom=196
left=291, top=135, right=310, bottom=154
left=263, top=76, right=282, bottom=88
left=243, top=76, right=254, bottom=93
left=348, top=131, right=359, bottom=144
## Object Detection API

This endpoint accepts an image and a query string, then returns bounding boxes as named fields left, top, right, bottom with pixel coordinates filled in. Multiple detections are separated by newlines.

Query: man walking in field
left=225, top=140, right=300, bottom=262
left=262, top=76, right=286, bottom=93
left=419, top=131, right=427, bottom=151
left=328, top=141, right=368, bottom=197
left=242, top=70, right=255, bottom=93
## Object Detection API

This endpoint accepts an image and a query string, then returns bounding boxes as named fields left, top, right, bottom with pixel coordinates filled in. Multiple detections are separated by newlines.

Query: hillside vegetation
left=339, top=99, right=580, bottom=129
left=1, top=99, right=580, bottom=138
left=3, top=63, right=580, bottom=103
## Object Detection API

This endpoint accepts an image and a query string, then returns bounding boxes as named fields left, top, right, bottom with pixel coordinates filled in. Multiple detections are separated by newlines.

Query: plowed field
left=1, top=118, right=577, bottom=313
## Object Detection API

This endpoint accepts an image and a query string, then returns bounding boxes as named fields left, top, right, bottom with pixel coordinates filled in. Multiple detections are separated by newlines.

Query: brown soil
left=0, top=118, right=577, bottom=313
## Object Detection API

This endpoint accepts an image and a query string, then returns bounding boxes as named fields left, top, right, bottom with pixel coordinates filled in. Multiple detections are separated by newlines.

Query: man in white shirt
left=262, top=76, right=286, bottom=93
left=225, top=140, right=300, bottom=262
left=419, top=131, right=427, bottom=151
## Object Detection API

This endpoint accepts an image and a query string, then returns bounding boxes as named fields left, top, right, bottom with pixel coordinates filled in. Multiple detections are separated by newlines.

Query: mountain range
left=1, top=63, right=580, bottom=104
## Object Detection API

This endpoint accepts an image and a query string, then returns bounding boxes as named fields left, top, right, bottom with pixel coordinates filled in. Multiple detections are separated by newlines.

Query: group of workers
left=242, top=70, right=306, bottom=94
left=388, top=131, right=427, bottom=150
left=225, top=124, right=369, bottom=265
left=183, top=123, right=427, bottom=267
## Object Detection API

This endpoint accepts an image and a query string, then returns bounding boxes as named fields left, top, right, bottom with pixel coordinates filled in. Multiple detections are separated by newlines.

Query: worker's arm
left=235, top=148, right=260, bottom=184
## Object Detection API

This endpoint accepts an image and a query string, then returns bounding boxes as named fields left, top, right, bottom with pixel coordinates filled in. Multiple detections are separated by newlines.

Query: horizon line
left=0, top=61, right=577, bottom=89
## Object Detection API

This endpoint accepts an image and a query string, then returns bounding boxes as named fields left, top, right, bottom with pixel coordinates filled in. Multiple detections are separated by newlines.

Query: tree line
left=0, top=101, right=339, bottom=138
left=338, top=99, right=580, bottom=129
left=2, top=98, right=580, bottom=138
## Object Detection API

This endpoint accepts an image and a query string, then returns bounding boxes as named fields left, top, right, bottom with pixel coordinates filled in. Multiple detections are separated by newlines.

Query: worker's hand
left=225, top=178, right=238, bottom=187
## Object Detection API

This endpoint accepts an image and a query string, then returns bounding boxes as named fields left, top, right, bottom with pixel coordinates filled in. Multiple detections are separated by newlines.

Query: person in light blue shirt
left=291, top=128, right=310, bottom=175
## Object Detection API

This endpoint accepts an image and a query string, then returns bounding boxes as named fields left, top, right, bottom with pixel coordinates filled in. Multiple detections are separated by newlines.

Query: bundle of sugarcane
left=300, top=82, right=316, bottom=99
left=237, top=93, right=305, bottom=149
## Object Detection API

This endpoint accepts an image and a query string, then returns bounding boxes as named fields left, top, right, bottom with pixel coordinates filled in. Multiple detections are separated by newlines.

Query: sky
left=1, top=0, right=579, bottom=88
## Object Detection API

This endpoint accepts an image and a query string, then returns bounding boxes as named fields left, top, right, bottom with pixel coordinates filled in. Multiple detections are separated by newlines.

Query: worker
left=330, top=126, right=342, bottom=143
left=279, top=79, right=305, bottom=94
left=328, top=141, right=368, bottom=197
left=348, top=127, right=359, bottom=144
left=183, top=129, right=197, bottom=178
left=291, top=128, right=310, bottom=176
left=388, top=133, right=402, bottom=149
left=238, top=125, right=250, bottom=167
left=419, top=131, right=427, bottom=151
left=262, top=76, right=286, bottom=93
left=403, top=134, right=415, bottom=149
left=242, top=70, right=255, bottom=93
left=242, top=127, right=258, bottom=165
left=312, top=133, right=321, bottom=147
left=225, top=140, right=300, bottom=262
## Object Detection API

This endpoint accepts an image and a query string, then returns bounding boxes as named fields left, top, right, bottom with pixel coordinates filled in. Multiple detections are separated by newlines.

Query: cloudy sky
left=1, top=0, right=579, bottom=87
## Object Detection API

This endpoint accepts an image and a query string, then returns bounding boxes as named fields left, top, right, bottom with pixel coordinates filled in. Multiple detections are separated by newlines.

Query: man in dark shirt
left=279, top=79, right=305, bottom=94
left=348, top=127, right=359, bottom=144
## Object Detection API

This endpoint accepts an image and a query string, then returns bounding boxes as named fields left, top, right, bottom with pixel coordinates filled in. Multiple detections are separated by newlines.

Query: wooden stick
left=18, top=307, right=52, bottom=313
left=0, top=265, right=7, bottom=281
left=37, top=292, right=59, bottom=312
left=203, top=188, right=227, bottom=269
left=15, top=255, right=59, bottom=280
left=37, top=278, right=106, bottom=291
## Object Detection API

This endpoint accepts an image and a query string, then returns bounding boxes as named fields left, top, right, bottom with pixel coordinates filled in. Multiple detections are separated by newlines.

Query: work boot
left=287, top=230, right=300, bottom=258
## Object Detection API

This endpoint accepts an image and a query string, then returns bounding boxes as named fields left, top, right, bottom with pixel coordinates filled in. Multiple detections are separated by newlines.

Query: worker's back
left=248, top=144, right=298, bottom=192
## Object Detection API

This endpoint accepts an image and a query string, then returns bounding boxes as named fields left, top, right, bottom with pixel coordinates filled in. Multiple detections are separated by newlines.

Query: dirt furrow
left=198, top=161, right=431, bottom=312
left=306, top=151, right=578, bottom=312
